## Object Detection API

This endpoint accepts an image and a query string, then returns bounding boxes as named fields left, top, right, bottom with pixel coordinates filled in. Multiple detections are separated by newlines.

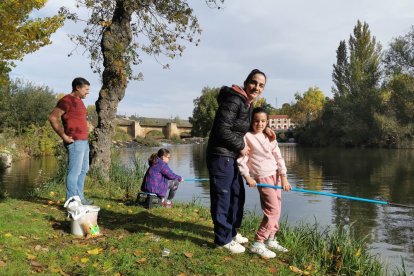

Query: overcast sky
left=11, top=0, right=414, bottom=119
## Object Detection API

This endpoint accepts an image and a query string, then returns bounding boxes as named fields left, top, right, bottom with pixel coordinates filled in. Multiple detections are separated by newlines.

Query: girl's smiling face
left=251, top=112, right=268, bottom=134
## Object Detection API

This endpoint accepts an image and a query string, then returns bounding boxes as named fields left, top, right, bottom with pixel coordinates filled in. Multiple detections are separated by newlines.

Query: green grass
left=0, top=158, right=408, bottom=275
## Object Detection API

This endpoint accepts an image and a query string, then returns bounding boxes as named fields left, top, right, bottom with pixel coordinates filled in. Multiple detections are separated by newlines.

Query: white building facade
left=268, top=115, right=295, bottom=131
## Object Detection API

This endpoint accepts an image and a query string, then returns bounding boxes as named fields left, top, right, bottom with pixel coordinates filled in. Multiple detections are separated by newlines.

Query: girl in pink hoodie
left=238, top=107, right=292, bottom=259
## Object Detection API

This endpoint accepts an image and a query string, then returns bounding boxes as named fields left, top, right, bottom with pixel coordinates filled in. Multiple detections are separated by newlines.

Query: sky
left=11, top=0, right=414, bottom=119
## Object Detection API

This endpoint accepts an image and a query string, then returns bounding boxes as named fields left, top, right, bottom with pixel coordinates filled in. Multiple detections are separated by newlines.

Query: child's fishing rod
left=256, top=183, right=414, bottom=208
left=184, top=178, right=210, bottom=182
left=184, top=178, right=414, bottom=208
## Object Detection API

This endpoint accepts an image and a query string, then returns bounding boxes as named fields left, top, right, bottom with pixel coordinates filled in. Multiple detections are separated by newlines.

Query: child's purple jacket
left=141, top=157, right=182, bottom=197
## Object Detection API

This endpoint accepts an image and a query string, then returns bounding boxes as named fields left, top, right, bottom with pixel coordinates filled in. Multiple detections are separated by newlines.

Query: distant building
left=268, top=115, right=295, bottom=131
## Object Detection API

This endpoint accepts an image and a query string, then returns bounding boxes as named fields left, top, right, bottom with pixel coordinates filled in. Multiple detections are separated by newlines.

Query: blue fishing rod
left=184, top=178, right=414, bottom=208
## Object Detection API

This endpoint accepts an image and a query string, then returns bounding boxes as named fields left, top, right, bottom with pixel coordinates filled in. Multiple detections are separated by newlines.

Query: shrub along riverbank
left=0, top=158, right=407, bottom=275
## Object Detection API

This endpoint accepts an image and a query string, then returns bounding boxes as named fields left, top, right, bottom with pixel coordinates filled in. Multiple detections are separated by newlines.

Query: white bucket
left=70, top=205, right=100, bottom=236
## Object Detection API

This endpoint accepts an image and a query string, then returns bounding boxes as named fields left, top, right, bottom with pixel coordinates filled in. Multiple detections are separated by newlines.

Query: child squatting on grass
left=237, top=107, right=292, bottom=259
left=141, top=148, right=183, bottom=208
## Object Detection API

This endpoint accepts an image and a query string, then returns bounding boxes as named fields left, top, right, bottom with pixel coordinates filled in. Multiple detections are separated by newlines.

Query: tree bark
left=90, top=0, right=132, bottom=179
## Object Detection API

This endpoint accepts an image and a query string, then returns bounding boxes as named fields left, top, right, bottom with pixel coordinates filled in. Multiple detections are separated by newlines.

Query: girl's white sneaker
left=265, top=238, right=288, bottom=253
left=250, top=242, right=276, bottom=259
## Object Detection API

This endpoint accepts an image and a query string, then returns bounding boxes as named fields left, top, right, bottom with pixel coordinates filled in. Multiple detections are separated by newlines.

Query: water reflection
left=0, top=157, right=58, bottom=198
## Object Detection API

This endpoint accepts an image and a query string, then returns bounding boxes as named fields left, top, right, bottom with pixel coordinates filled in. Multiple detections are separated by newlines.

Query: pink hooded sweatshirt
left=237, top=132, right=287, bottom=179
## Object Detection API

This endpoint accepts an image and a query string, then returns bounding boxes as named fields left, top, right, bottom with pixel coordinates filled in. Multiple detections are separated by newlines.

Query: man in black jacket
left=207, top=69, right=270, bottom=253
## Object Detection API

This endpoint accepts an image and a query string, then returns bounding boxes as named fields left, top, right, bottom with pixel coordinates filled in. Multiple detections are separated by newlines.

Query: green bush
left=134, top=136, right=160, bottom=147
left=19, top=123, right=61, bottom=157
left=145, top=130, right=164, bottom=139
left=113, top=126, right=132, bottom=141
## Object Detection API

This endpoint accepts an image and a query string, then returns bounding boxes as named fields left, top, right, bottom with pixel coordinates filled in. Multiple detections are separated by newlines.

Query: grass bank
left=0, top=158, right=407, bottom=275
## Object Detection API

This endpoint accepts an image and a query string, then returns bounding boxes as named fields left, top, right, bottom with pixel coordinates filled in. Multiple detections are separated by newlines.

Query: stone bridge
left=116, top=118, right=192, bottom=139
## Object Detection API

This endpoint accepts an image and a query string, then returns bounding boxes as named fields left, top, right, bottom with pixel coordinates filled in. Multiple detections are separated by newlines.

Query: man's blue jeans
left=66, top=140, right=89, bottom=200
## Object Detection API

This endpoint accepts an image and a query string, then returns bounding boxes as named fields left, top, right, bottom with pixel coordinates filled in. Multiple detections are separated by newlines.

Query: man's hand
left=63, top=134, right=74, bottom=144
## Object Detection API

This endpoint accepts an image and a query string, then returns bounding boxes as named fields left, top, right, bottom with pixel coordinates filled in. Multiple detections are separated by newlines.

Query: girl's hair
left=243, top=69, right=267, bottom=88
left=148, top=148, right=170, bottom=165
left=250, top=107, right=269, bottom=131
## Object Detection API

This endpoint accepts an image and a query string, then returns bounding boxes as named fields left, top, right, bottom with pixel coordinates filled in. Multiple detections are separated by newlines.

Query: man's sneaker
left=81, top=198, right=94, bottom=205
left=233, top=233, right=248, bottom=244
left=265, top=238, right=288, bottom=253
left=250, top=242, right=276, bottom=259
left=220, top=241, right=245, bottom=254
left=162, top=200, right=173, bottom=208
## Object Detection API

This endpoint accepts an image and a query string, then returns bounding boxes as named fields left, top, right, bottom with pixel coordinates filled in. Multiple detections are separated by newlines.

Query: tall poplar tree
left=330, top=20, right=382, bottom=146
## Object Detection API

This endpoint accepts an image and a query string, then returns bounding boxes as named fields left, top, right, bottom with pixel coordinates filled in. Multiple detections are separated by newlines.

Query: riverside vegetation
left=0, top=154, right=409, bottom=275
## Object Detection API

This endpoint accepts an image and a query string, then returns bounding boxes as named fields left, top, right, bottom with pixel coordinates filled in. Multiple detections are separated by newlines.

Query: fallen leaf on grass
left=224, top=256, right=232, bottom=261
left=4, top=233, right=13, bottom=237
left=0, top=260, right=6, bottom=267
left=35, top=245, right=42, bottom=252
left=19, top=236, right=28, bottom=240
left=50, top=267, right=68, bottom=275
left=136, top=258, right=147, bottom=264
left=26, top=254, right=36, bottom=260
left=80, top=258, right=89, bottom=263
left=269, top=267, right=278, bottom=273
left=289, top=265, right=303, bottom=274
left=30, top=260, right=43, bottom=267
left=184, top=252, right=193, bottom=258
left=87, top=248, right=103, bottom=255
left=133, top=250, right=142, bottom=257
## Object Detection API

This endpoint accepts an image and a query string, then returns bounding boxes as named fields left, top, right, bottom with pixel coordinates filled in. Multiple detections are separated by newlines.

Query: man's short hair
left=72, top=77, right=90, bottom=91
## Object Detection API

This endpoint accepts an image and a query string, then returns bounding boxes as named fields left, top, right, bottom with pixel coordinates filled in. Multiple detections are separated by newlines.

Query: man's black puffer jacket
left=207, top=86, right=253, bottom=158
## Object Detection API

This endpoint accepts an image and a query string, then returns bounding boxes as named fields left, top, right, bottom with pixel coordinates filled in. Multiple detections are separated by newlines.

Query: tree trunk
left=90, top=1, right=132, bottom=179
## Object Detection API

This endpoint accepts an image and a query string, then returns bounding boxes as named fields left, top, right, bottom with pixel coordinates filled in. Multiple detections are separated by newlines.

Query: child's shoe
left=233, top=233, right=248, bottom=244
left=265, top=238, right=288, bottom=253
left=162, top=199, right=173, bottom=208
left=250, top=242, right=276, bottom=259
left=220, top=241, right=245, bottom=254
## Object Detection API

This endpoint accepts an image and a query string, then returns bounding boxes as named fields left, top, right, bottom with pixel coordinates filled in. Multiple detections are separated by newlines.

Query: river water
left=1, top=143, right=413, bottom=272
